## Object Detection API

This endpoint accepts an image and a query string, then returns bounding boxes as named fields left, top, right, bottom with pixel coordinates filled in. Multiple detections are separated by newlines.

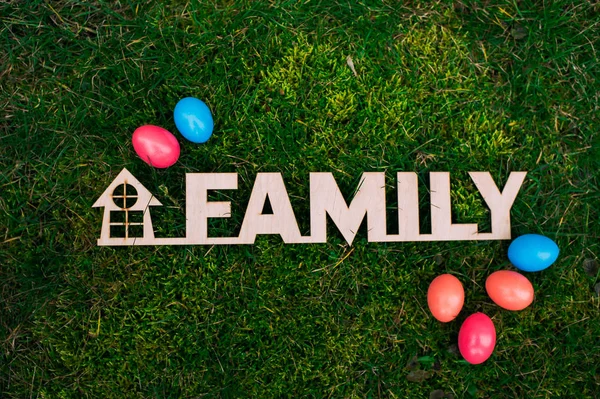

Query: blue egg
left=508, top=234, right=559, bottom=272
left=174, top=97, right=214, bottom=143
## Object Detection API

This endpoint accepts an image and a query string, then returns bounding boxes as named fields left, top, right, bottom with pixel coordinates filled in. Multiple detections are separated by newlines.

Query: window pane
left=110, top=225, right=126, bottom=238
left=110, top=211, right=126, bottom=223
left=129, top=211, right=144, bottom=223
left=128, top=225, right=144, bottom=238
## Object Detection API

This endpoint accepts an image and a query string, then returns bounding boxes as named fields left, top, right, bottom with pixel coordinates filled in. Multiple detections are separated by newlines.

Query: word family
left=94, top=169, right=526, bottom=246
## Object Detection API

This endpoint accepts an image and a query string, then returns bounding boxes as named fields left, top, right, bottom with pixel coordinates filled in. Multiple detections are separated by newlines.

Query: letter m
left=309, top=172, right=386, bottom=245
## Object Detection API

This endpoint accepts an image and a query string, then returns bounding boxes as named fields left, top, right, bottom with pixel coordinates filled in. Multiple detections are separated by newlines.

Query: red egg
left=458, top=312, right=496, bottom=364
left=486, top=270, right=534, bottom=311
left=132, top=125, right=180, bottom=168
left=427, top=274, right=464, bottom=322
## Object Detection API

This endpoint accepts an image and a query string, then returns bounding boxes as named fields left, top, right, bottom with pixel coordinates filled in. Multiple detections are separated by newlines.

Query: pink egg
left=132, top=125, right=180, bottom=168
left=458, top=312, right=496, bottom=365
left=486, top=270, right=534, bottom=311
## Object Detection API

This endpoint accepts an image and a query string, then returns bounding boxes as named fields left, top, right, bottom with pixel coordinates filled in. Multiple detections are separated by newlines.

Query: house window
left=110, top=183, right=143, bottom=238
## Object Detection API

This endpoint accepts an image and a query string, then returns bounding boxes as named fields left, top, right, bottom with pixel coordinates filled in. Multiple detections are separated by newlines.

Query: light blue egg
left=508, top=234, right=559, bottom=272
left=174, top=97, right=214, bottom=143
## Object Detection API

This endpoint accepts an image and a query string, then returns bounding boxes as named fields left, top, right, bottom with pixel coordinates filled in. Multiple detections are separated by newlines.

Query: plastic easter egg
left=132, top=125, right=180, bottom=168
left=427, top=274, right=464, bottom=322
left=486, top=270, right=534, bottom=311
left=508, top=234, right=559, bottom=272
left=174, top=97, right=214, bottom=143
left=458, top=313, right=496, bottom=365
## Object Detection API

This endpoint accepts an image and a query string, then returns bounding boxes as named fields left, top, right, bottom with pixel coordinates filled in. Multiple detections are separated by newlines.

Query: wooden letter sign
left=93, top=169, right=527, bottom=246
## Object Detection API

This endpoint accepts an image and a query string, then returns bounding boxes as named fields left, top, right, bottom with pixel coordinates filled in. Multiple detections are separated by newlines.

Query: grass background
left=1, top=0, right=599, bottom=397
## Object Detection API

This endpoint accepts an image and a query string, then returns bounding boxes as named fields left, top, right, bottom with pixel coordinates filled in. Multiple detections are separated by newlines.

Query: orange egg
left=427, top=274, right=464, bottom=322
left=486, top=270, right=534, bottom=311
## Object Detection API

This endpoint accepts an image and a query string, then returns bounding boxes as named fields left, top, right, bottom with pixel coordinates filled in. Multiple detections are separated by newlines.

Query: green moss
left=1, top=0, right=599, bottom=398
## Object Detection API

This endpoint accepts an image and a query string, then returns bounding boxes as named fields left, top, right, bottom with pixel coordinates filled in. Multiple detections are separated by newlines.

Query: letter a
left=237, top=173, right=302, bottom=244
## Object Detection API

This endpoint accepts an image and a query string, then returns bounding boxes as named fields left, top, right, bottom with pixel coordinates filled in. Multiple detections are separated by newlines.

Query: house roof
left=92, top=168, right=162, bottom=208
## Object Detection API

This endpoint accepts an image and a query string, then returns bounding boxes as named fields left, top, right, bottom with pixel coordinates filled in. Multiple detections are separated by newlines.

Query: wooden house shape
left=92, top=168, right=162, bottom=245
